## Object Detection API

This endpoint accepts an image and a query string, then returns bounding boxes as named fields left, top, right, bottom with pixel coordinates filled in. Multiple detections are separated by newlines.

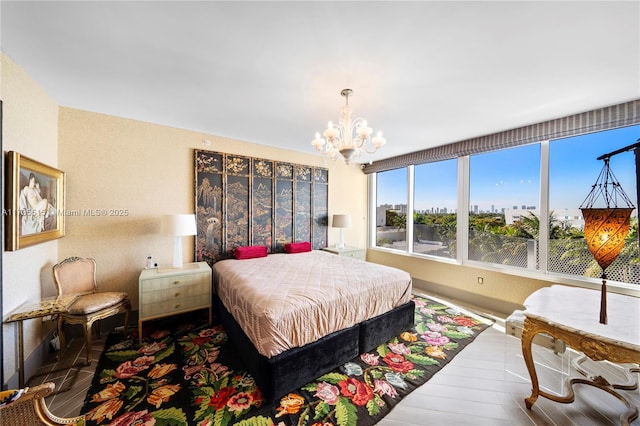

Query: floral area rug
left=81, top=295, right=491, bottom=425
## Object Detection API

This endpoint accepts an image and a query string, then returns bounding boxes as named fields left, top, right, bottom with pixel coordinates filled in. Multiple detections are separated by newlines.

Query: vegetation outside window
left=413, top=160, right=457, bottom=259
left=375, top=168, right=407, bottom=250
left=369, top=119, right=639, bottom=289
left=468, top=144, right=541, bottom=269
left=548, top=125, right=639, bottom=284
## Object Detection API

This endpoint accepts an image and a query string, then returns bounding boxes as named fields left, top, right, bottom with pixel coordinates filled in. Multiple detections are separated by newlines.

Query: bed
left=212, top=249, right=414, bottom=400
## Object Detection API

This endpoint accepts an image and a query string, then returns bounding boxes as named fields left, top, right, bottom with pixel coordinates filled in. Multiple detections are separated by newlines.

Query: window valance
left=362, top=99, right=640, bottom=174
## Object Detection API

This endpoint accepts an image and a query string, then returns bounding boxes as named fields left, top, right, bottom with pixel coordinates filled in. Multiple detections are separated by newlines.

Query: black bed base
left=359, top=301, right=415, bottom=353
left=213, top=295, right=415, bottom=401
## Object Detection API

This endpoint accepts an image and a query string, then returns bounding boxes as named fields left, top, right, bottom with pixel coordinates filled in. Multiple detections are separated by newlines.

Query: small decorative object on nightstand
left=322, top=246, right=366, bottom=261
left=138, top=261, right=211, bottom=341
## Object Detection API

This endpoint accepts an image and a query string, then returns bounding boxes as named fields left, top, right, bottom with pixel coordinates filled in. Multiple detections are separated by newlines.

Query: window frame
left=368, top=132, right=640, bottom=294
left=466, top=142, right=543, bottom=272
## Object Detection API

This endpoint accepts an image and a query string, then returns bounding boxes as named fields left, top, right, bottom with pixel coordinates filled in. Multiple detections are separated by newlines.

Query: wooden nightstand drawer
left=140, top=272, right=210, bottom=293
left=140, top=281, right=210, bottom=304
left=141, top=295, right=210, bottom=318
left=341, top=250, right=365, bottom=260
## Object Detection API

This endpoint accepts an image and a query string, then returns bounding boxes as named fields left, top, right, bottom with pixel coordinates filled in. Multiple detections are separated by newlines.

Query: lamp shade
left=332, top=214, right=352, bottom=228
left=578, top=155, right=636, bottom=325
left=161, top=214, right=197, bottom=269
left=161, top=214, right=197, bottom=236
left=581, top=207, right=633, bottom=271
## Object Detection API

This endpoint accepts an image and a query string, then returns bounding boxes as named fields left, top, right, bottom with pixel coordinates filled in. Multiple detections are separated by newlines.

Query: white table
left=521, top=285, right=640, bottom=425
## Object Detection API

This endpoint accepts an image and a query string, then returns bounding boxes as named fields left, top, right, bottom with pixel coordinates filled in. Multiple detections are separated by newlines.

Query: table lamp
left=332, top=214, right=352, bottom=249
left=161, top=214, right=197, bottom=269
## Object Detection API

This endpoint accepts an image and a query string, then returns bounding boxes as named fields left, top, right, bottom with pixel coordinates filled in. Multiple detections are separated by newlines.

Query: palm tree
left=517, top=211, right=565, bottom=239
left=392, top=213, right=406, bottom=230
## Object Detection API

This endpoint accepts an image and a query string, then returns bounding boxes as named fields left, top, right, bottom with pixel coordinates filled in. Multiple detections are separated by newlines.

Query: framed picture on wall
left=5, top=151, right=65, bottom=250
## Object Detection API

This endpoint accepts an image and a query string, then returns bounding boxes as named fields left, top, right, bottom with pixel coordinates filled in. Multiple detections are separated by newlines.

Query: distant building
left=504, top=207, right=584, bottom=229
left=394, top=204, right=408, bottom=214
left=376, top=204, right=407, bottom=226
left=376, top=204, right=393, bottom=226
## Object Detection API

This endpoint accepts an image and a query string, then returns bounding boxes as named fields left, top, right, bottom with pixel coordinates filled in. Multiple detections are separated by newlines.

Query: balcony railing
left=376, top=225, right=640, bottom=285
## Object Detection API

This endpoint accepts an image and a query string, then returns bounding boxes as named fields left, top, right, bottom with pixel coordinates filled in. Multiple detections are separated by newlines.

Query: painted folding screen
left=195, top=150, right=328, bottom=266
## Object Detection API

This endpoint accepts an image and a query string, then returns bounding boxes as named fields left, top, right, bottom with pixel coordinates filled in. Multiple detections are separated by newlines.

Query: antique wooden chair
left=52, top=257, right=130, bottom=364
left=0, top=382, right=86, bottom=425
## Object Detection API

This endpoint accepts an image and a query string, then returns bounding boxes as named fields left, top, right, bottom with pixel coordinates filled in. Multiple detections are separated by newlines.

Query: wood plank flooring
left=28, top=295, right=640, bottom=425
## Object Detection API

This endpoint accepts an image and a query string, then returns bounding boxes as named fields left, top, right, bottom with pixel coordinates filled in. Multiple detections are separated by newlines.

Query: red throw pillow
left=234, top=245, right=268, bottom=260
left=284, top=241, right=312, bottom=253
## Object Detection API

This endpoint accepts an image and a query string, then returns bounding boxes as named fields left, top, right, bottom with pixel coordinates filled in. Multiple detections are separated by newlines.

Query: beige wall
left=57, top=107, right=368, bottom=309
left=1, top=54, right=60, bottom=383
left=367, top=249, right=548, bottom=311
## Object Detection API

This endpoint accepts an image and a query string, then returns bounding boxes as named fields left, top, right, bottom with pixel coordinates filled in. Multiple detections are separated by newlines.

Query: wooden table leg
left=521, top=317, right=539, bottom=409
left=521, top=316, right=639, bottom=425
left=17, top=320, right=24, bottom=388
left=522, top=317, right=577, bottom=407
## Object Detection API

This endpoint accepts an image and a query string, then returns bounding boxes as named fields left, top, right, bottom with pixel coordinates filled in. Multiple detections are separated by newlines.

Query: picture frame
left=5, top=151, right=65, bottom=251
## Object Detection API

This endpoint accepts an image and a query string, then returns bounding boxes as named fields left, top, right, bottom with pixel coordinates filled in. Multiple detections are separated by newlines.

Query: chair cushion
left=67, top=292, right=129, bottom=315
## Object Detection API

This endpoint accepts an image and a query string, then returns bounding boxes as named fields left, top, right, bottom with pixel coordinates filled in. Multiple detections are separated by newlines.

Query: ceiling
left=1, top=1, right=638, bottom=164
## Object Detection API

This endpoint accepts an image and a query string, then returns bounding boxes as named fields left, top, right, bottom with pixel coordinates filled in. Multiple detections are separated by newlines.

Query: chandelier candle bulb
left=373, top=131, right=386, bottom=148
left=357, top=122, right=373, bottom=138
left=324, top=125, right=338, bottom=139
left=312, top=133, right=325, bottom=149
left=373, top=135, right=384, bottom=148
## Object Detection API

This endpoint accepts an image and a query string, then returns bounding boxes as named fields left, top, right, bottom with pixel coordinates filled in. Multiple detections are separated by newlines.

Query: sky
left=377, top=124, right=640, bottom=214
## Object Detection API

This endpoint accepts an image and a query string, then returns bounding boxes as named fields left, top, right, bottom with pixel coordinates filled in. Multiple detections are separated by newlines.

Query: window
left=549, top=125, right=639, bottom=284
left=375, top=168, right=407, bottom=250
left=468, top=144, right=541, bottom=269
left=413, top=160, right=457, bottom=258
left=369, top=113, right=640, bottom=288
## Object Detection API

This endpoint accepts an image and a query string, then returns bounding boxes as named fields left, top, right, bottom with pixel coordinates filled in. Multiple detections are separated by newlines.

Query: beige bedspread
left=212, top=250, right=412, bottom=358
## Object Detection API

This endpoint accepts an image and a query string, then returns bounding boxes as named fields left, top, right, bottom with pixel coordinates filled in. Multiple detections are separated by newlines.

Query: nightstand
left=322, top=246, right=366, bottom=260
left=138, top=262, right=212, bottom=341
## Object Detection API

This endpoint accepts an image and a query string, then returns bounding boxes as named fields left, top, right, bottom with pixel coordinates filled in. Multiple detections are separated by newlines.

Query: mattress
left=212, top=250, right=412, bottom=358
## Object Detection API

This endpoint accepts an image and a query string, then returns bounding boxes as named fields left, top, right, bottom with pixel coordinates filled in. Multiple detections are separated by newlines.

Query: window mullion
left=407, top=166, right=414, bottom=254
left=539, top=141, right=550, bottom=272
left=459, top=156, right=469, bottom=263
left=368, top=173, right=377, bottom=248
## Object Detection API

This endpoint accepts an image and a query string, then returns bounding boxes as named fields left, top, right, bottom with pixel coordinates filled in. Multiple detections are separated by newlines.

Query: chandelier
left=311, top=89, right=386, bottom=165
